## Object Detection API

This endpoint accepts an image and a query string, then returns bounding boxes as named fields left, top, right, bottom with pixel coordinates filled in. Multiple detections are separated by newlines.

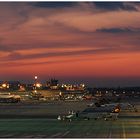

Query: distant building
left=46, top=79, right=59, bottom=89
left=25, top=84, right=34, bottom=90
left=61, top=84, right=85, bottom=91
left=19, top=84, right=26, bottom=91
left=0, top=81, right=20, bottom=90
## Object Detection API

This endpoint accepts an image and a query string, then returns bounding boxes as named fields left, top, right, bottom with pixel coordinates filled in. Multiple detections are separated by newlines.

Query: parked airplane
left=101, top=102, right=137, bottom=112
left=79, top=105, right=120, bottom=120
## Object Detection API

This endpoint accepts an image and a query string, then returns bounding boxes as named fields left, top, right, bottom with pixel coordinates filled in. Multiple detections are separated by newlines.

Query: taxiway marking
left=122, top=122, right=126, bottom=138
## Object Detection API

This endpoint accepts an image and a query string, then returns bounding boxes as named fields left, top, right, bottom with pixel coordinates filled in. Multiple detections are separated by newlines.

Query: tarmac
left=0, top=97, right=140, bottom=138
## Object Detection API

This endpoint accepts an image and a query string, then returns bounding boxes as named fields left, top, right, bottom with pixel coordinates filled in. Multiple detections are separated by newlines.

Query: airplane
left=87, top=98, right=110, bottom=107
left=101, top=102, right=137, bottom=112
left=87, top=102, right=95, bottom=107
left=79, top=105, right=120, bottom=121
left=87, top=101, right=116, bottom=108
left=57, top=111, right=75, bottom=121
left=88, top=99, right=137, bottom=111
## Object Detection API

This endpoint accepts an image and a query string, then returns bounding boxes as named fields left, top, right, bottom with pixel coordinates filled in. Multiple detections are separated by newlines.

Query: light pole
left=34, top=76, right=38, bottom=92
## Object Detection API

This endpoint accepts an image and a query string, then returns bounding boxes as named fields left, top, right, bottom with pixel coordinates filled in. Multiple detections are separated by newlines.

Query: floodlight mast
left=34, top=76, right=38, bottom=91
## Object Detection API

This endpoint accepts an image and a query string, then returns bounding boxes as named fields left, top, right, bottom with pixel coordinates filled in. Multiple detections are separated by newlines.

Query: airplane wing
left=65, top=114, right=74, bottom=119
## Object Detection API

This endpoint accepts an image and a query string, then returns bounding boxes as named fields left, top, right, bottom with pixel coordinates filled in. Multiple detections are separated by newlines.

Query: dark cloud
left=96, top=28, right=140, bottom=33
left=7, top=52, right=22, bottom=60
left=3, top=42, right=140, bottom=62
left=31, top=2, right=76, bottom=8
left=4, top=47, right=114, bottom=61
left=0, top=41, right=82, bottom=52
left=0, top=56, right=120, bottom=67
left=31, top=2, right=139, bottom=12
left=94, top=2, right=138, bottom=11
left=0, top=45, right=13, bottom=52
left=0, top=58, right=86, bottom=67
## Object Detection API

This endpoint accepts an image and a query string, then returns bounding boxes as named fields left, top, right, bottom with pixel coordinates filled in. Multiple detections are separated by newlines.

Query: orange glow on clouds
left=1, top=52, right=140, bottom=79
left=0, top=2, right=140, bottom=86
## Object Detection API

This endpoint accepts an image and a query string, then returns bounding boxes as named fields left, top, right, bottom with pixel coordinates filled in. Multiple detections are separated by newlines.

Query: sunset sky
left=0, top=2, right=140, bottom=87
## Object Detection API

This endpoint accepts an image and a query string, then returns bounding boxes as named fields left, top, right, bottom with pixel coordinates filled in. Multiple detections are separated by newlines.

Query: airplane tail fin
left=113, top=105, right=121, bottom=113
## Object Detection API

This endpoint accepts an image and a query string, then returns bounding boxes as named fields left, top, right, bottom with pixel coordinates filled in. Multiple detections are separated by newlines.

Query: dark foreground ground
left=0, top=97, right=140, bottom=138
left=0, top=117, right=140, bottom=138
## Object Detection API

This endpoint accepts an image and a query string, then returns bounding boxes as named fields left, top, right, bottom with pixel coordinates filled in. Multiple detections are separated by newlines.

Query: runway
left=0, top=99, right=139, bottom=138
left=0, top=116, right=140, bottom=138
